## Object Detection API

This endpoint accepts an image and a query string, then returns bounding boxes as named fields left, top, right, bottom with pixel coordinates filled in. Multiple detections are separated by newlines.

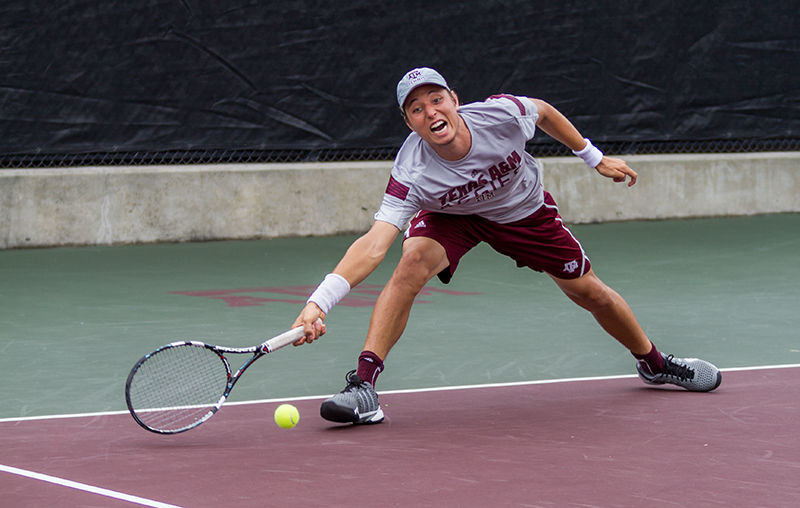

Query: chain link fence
left=2, top=138, right=798, bottom=169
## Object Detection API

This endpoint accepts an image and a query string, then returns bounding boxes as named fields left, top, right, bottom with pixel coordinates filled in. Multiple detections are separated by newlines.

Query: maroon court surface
left=2, top=366, right=798, bottom=507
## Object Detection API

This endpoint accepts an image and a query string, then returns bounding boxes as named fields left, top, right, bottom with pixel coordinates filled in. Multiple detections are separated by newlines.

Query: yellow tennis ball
left=274, top=404, right=299, bottom=429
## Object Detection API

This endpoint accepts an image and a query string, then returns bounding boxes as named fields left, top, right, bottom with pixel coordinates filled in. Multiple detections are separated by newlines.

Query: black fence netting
left=2, top=1, right=798, bottom=169
left=3, top=139, right=799, bottom=169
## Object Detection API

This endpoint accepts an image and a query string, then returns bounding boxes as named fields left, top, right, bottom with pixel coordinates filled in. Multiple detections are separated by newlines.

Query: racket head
left=125, top=341, right=231, bottom=434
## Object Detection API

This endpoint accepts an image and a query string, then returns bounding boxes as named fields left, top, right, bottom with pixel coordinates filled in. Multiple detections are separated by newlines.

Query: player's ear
left=449, top=89, right=459, bottom=107
left=401, top=109, right=414, bottom=131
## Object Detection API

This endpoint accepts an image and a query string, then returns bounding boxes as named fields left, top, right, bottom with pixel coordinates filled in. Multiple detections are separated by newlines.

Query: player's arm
left=293, top=220, right=400, bottom=344
left=528, top=98, right=637, bottom=186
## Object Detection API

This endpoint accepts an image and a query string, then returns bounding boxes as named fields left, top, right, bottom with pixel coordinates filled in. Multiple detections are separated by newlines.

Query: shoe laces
left=662, top=355, right=694, bottom=381
left=342, top=370, right=365, bottom=392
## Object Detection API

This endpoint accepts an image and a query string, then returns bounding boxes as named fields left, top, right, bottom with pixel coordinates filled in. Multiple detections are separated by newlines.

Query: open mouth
left=431, top=120, right=447, bottom=133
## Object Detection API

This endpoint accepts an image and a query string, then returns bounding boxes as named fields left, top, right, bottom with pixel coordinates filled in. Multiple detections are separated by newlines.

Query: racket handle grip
left=262, top=326, right=306, bottom=353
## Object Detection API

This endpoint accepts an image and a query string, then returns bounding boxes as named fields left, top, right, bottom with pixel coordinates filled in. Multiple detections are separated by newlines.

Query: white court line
left=0, top=464, right=182, bottom=508
left=1, top=364, right=797, bottom=504
left=1, top=363, right=798, bottom=424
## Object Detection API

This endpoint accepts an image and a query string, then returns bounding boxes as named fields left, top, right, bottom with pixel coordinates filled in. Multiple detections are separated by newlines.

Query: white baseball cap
left=396, top=67, right=450, bottom=109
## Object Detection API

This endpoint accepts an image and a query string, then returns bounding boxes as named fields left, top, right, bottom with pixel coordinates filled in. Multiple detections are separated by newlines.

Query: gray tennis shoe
left=320, top=370, right=385, bottom=424
left=637, top=353, right=722, bottom=392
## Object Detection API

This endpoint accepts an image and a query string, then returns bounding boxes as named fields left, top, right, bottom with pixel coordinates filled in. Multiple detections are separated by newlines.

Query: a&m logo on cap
left=397, top=67, right=449, bottom=107
left=407, top=70, right=423, bottom=82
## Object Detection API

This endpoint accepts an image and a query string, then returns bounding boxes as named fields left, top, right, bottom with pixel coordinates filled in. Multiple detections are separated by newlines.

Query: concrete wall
left=0, top=162, right=390, bottom=249
left=1, top=153, right=798, bottom=249
left=542, top=152, right=800, bottom=223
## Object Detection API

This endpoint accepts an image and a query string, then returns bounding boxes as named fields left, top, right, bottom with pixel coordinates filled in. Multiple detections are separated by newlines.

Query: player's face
left=403, top=85, right=464, bottom=151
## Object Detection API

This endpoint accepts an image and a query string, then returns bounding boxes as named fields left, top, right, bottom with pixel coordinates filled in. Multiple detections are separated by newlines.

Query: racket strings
left=128, top=344, right=229, bottom=432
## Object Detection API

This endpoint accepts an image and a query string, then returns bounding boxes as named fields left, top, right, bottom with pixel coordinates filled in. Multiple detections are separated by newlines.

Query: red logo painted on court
left=170, top=284, right=481, bottom=307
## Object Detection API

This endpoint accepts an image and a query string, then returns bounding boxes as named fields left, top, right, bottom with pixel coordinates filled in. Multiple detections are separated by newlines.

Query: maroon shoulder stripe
left=385, top=176, right=410, bottom=200
left=487, top=94, right=527, bottom=116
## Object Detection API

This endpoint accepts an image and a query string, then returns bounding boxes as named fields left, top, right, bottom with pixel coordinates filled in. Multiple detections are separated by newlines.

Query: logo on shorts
left=415, top=220, right=426, bottom=229
left=564, top=260, right=579, bottom=274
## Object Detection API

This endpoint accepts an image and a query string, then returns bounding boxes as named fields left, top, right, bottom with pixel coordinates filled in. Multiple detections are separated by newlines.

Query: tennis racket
left=125, top=326, right=306, bottom=434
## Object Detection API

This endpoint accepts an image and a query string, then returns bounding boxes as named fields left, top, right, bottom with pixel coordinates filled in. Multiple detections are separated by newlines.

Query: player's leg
left=486, top=191, right=720, bottom=392
left=357, top=211, right=477, bottom=385
left=549, top=269, right=651, bottom=355
left=320, top=235, right=450, bottom=424
left=363, top=236, right=450, bottom=359
left=550, top=270, right=721, bottom=392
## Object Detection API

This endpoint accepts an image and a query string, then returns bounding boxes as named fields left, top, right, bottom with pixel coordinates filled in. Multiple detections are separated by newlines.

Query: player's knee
left=394, top=249, right=439, bottom=290
left=587, top=287, right=616, bottom=312
left=570, top=281, right=615, bottom=312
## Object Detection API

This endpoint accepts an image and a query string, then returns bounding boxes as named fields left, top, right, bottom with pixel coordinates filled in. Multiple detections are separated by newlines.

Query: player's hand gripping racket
left=125, top=326, right=306, bottom=434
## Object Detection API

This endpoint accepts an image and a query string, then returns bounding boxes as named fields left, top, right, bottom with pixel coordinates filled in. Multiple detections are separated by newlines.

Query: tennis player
left=294, top=67, right=721, bottom=424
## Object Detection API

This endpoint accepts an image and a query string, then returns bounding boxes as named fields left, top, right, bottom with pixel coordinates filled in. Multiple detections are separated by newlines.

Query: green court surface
left=1, top=214, right=798, bottom=420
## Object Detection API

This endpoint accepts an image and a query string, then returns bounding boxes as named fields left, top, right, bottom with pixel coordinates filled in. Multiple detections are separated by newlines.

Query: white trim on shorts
left=542, top=201, right=590, bottom=278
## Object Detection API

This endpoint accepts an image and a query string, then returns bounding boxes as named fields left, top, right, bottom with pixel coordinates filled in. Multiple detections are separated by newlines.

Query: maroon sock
left=632, top=341, right=664, bottom=373
left=357, top=351, right=384, bottom=387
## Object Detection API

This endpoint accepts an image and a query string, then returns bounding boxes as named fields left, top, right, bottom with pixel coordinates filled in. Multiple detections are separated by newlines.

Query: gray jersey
left=375, top=94, right=545, bottom=229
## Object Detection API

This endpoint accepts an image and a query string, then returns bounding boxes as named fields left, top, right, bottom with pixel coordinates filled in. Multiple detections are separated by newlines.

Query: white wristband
left=572, top=138, right=604, bottom=168
left=307, top=273, right=351, bottom=315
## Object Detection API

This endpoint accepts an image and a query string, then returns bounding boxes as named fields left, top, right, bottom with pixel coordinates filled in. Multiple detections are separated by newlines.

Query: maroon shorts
left=404, top=192, right=591, bottom=283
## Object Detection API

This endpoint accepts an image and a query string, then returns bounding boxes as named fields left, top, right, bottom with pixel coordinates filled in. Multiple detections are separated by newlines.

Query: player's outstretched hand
left=595, top=156, right=637, bottom=186
left=292, top=303, right=326, bottom=346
